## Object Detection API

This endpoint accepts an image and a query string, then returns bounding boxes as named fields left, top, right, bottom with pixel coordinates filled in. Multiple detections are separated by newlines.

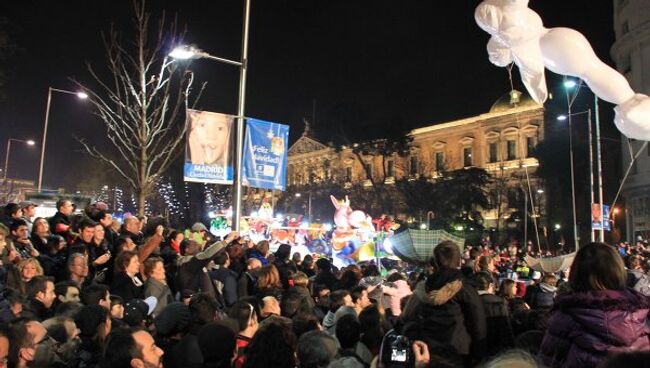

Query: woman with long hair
left=30, top=217, right=50, bottom=253
left=538, top=242, right=650, bottom=367
left=255, top=265, right=283, bottom=300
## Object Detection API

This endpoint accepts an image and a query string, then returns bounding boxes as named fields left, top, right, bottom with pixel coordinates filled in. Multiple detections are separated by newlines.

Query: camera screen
left=391, top=348, right=407, bottom=362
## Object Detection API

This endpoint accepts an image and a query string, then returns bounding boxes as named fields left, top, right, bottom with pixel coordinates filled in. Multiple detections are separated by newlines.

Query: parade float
left=206, top=194, right=402, bottom=268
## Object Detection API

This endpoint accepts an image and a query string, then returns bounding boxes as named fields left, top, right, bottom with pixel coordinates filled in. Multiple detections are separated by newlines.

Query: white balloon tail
left=614, top=94, right=650, bottom=141
left=512, top=44, right=548, bottom=103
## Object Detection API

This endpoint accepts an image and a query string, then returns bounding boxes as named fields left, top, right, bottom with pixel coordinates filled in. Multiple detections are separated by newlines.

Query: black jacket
left=401, top=269, right=487, bottom=366
left=23, top=298, right=53, bottom=322
left=111, top=272, right=144, bottom=301
left=210, top=267, right=239, bottom=307
left=176, top=240, right=227, bottom=302
left=48, top=211, right=72, bottom=240
left=479, top=293, right=515, bottom=357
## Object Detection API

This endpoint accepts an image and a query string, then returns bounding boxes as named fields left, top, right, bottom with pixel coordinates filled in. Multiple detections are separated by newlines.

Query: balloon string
left=507, top=63, right=515, bottom=92
left=610, top=139, right=648, bottom=211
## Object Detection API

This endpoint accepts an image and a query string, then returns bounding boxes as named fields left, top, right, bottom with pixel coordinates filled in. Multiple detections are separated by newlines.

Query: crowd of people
left=0, top=199, right=649, bottom=368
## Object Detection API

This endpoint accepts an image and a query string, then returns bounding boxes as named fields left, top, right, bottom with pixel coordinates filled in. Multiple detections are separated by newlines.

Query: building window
left=489, top=142, right=498, bottom=163
left=507, top=140, right=517, bottom=160
left=363, top=163, right=372, bottom=179
left=410, top=157, right=418, bottom=175
left=435, top=152, right=445, bottom=171
left=526, top=137, right=535, bottom=157
left=345, top=167, right=352, bottom=182
left=387, top=160, right=395, bottom=177
left=463, top=147, right=472, bottom=167
left=622, top=21, right=629, bottom=35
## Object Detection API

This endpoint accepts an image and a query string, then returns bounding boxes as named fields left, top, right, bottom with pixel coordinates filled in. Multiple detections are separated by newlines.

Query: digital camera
left=380, top=330, right=413, bottom=367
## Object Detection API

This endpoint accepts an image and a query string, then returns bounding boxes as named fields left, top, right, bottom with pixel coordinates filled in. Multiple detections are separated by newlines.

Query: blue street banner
left=242, top=118, right=289, bottom=190
left=183, top=109, right=235, bottom=184
left=603, top=204, right=611, bottom=231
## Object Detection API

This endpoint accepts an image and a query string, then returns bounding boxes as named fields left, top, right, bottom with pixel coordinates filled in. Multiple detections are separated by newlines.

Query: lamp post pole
left=4, top=139, right=36, bottom=181
left=168, top=0, right=252, bottom=231
left=233, top=0, right=252, bottom=232
left=38, top=87, right=88, bottom=191
left=594, top=96, right=604, bottom=242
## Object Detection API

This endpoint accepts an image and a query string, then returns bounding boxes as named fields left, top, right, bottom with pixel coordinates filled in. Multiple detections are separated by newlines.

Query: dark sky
left=0, top=0, right=615, bottom=189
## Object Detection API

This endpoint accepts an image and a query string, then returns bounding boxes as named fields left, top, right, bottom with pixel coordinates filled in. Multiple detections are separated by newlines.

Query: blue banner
left=183, top=110, right=235, bottom=184
left=242, top=118, right=289, bottom=190
left=603, top=204, right=611, bottom=231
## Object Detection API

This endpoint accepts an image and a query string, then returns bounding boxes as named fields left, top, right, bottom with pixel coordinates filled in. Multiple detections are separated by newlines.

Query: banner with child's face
left=184, top=109, right=235, bottom=184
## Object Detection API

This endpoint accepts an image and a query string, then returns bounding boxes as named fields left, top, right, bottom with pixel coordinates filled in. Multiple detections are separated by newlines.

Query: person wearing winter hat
left=198, top=322, right=237, bottom=368
left=74, top=304, right=112, bottom=368
left=154, top=302, right=192, bottom=337
left=153, top=302, right=192, bottom=368
left=122, top=297, right=157, bottom=327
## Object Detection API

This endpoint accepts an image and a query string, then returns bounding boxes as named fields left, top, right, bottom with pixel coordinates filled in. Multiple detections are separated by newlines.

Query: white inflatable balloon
left=475, top=0, right=650, bottom=140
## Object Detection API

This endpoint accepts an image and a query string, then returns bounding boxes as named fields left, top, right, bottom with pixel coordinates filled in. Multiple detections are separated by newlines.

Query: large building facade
left=287, top=91, right=546, bottom=230
left=611, top=0, right=650, bottom=240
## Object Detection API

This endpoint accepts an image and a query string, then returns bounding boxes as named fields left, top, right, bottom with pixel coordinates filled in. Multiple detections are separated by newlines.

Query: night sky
left=0, top=0, right=615, bottom=190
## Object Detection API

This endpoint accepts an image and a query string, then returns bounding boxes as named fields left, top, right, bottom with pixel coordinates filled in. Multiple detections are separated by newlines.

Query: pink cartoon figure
left=330, top=195, right=372, bottom=230
left=475, top=0, right=650, bottom=140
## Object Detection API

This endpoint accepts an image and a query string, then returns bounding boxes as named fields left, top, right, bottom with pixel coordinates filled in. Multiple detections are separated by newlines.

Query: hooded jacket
left=538, top=288, right=650, bottom=368
left=401, top=269, right=486, bottom=363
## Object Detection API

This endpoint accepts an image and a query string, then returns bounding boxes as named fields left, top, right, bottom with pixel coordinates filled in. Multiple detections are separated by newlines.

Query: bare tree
left=76, top=0, right=204, bottom=214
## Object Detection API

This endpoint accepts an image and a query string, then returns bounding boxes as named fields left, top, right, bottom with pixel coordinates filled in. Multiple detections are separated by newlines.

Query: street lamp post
left=562, top=78, right=606, bottom=246
left=38, top=87, right=88, bottom=191
left=562, top=78, right=580, bottom=250
left=4, top=139, right=36, bottom=180
left=168, top=0, right=252, bottom=231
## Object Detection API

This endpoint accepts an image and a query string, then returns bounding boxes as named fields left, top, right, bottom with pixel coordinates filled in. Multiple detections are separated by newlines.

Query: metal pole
left=594, top=97, right=604, bottom=241
left=524, top=187, right=528, bottom=249
left=3, top=139, right=12, bottom=181
left=567, top=105, right=579, bottom=250
left=308, top=192, right=312, bottom=223
left=38, top=87, right=53, bottom=192
left=588, top=109, right=595, bottom=242
left=232, top=0, right=252, bottom=232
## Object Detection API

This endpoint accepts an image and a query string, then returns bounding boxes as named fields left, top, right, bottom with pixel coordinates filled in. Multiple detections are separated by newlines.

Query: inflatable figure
left=475, top=0, right=650, bottom=140
left=330, top=195, right=373, bottom=231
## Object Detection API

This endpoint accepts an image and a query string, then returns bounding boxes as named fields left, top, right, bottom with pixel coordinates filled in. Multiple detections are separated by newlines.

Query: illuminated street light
left=38, top=87, right=88, bottom=191
left=167, top=0, right=252, bottom=231
left=563, top=79, right=577, bottom=89
left=4, top=138, right=37, bottom=180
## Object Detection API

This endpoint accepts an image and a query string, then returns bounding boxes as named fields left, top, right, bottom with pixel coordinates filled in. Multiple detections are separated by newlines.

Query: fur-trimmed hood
left=414, top=270, right=464, bottom=306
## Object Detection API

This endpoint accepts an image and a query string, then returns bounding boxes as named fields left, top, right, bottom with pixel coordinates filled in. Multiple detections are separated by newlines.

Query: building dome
left=489, top=89, right=540, bottom=113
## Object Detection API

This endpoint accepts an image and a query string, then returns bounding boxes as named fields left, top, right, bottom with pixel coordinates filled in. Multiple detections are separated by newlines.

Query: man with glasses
left=67, top=253, right=89, bottom=289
